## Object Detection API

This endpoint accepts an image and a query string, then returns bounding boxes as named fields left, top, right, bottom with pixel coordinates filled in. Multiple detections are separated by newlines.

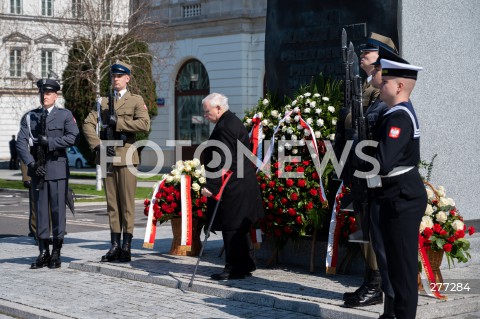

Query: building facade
left=0, top=0, right=129, bottom=160
left=139, top=0, right=267, bottom=168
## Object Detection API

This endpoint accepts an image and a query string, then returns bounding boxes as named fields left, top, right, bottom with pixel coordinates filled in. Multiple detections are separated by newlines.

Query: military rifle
left=35, top=79, right=47, bottom=191
left=100, top=68, right=115, bottom=173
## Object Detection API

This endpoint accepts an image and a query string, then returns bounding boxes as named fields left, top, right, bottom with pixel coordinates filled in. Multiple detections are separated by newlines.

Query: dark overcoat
left=204, top=110, right=264, bottom=232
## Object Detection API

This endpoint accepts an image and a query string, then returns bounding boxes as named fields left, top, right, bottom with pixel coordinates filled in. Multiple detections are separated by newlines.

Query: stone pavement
left=1, top=223, right=479, bottom=319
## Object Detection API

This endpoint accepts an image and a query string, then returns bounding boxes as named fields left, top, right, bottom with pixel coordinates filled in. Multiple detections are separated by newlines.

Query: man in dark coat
left=16, top=78, right=79, bottom=269
left=201, top=92, right=264, bottom=280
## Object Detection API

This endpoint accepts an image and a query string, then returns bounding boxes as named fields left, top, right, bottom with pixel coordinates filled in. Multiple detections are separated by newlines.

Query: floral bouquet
left=420, top=182, right=476, bottom=266
left=243, top=77, right=343, bottom=248
left=143, top=159, right=208, bottom=223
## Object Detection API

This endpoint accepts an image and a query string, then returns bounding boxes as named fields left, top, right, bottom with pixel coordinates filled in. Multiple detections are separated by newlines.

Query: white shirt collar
left=115, top=89, right=127, bottom=99
left=45, top=105, right=54, bottom=114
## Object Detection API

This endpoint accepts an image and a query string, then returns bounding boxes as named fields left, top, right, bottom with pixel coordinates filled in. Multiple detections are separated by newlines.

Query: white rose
left=173, top=174, right=181, bottom=182
left=314, top=93, right=320, bottom=97
left=329, top=134, right=335, bottom=140
left=262, top=99, right=269, bottom=106
left=307, top=118, right=313, bottom=125
left=299, top=139, right=305, bottom=146
left=291, top=100, right=297, bottom=106
left=285, top=142, right=292, bottom=150
left=193, top=158, right=201, bottom=167
left=332, top=118, right=337, bottom=125
left=306, top=99, right=311, bottom=104
left=281, top=126, right=288, bottom=132
left=322, top=97, right=330, bottom=101
left=183, top=165, right=192, bottom=172
left=311, top=153, right=317, bottom=159
left=304, top=92, right=311, bottom=97
left=315, top=108, right=322, bottom=114
left=191, top=183, right=201, bottom=192
left=292, top=148, right=298, bottom=154
left=327, top=106, right=335, bottom=113
left=285, top=104, right=291, bottom=110
left=291, top=134, right=298, bottom=140
left=246, top=118, right=252, bottom=125
left=271, top=110, right=279, bottom=118
left=166, top=175, right=174, bottom=183
left=285, top=116, right=292, bottom=123
left=199, top=177, right=206, bottom=184
left=315, top=131, right=321, bottom=139
left=261, top=133, right=266, bottom=139
left=309, top=101, right=316, bottom=108
left=436, top=186, right=446, bottom=197
left=425, top=188, right=435, bottom=200
left=171, top=169, right=180, bottom=176
left=257, top=112, right=263, bottom=119
left=304, top=107, right=311, bottom=113
left=425, top=204, right=434, bottom=216
left=278, top=145, right=285, bottom=153
left=287, top=128, right=293, bottom=134
left=281, top=135, right=286, bottom=141
left=316, top=119, right=324, bottom=127
left=304, top=130, right=311, bottom=136
left=452, top=220, right=464, bottom=231
left=297, top=124, right=304, bottom=130
left=262, top=119, right=268, bottom=126
left=436, top=211, right=448, bottom=224
left=439, top=197, right=453, bottom=208
left=293, top=107, right=300, bottom=113
left=420, top=216, right=434, bottom=232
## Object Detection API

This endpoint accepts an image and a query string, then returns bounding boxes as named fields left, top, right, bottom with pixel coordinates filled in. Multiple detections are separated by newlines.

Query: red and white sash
left=418, top=234, right=447, bottom=299
left=180, top=175, right=193, bottom=248
left=143, top=177, right=166, bottom=249
left=325, top=182, right=343, bottom=274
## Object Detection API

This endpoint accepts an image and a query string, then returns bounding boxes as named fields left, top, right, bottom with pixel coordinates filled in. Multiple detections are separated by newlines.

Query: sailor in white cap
left=369, top=58, right=427, bottom=319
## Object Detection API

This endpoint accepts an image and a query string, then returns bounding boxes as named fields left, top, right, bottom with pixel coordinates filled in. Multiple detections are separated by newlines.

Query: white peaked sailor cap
left=380, top=59, right=423, bottom=80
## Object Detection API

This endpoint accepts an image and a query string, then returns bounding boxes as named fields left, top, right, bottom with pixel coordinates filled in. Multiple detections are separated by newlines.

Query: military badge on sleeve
left=388, top=126, right=401, bottom=139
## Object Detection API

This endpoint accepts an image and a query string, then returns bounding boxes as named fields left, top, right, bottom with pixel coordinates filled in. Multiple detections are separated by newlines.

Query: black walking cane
left=189, top=170, right=233, bottom=288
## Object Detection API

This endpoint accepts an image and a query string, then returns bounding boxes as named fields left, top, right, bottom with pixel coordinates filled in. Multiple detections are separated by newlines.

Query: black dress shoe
left=210, top=271, right=245, bottom=280
left=344, top=285, right=383, bottom=308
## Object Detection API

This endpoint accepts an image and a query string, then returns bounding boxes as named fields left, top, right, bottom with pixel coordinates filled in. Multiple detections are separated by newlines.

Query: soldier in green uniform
left=83, top=61, right=150, bottom=263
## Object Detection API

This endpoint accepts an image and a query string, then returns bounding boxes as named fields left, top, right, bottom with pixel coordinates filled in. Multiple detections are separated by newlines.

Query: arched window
left=174, top=59, right=210, bottom=158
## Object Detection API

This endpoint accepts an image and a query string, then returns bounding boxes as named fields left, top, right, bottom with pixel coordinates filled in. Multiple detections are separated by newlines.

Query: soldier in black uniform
left=370, top=59, right=427, bottom=319
left=16, top=79, right=79, bottom=269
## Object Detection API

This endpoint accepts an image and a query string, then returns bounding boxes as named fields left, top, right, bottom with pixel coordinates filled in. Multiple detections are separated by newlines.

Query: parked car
left=67, top=146, right=90, bottom=169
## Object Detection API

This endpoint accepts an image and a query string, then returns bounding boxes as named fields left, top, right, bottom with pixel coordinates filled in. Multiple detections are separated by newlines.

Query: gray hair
left=202, top=92, right=229, bottom=111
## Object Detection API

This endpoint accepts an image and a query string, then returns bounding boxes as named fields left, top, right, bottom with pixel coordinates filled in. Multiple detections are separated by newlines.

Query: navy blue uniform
left=372, top=101, right=427, bottom=319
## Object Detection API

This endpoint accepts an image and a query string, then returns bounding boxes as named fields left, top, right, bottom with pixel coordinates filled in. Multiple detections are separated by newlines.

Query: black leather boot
left=101, top=233, right=121, bottom=262
left=379, top=295, right=396, bottom=318
left=30, top=239, right=50, bottom=269
left=48, top=238, right=63, bottom=269
left=344, top=269, right=383, bottom=307
left=343, top=267, right=369, bottom=301
left=119, top=233, right=133, bottom=262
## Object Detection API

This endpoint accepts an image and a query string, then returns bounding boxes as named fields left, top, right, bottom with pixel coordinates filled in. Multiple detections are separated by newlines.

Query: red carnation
left=268, top=181, right=276, bottom=188
left=278, top=186, right=284, bottom=192
left=281, top=198, right=288, bottom=205
left=171, top=202, right=178, bottom=209
left=284, top=226, right=293, bottom=234
left=295, top=215, right=302, bottom=224
left=439, top=229, right=448, bottom=236
left=274, top=162, right=281, bottom=169
left=261, top=183, right=266, bottom=190
left=312, top=172, right=319, bottom=180
left=306, top=202, right=314, bottom=210
left=285, top=165, right=293, bottom=172
left=274, top=229, right=282, bottom=237
left=302, top=160, right=310, bottom=166
left=268, top=194, right=275, bottom=201
left=286, top=179, right=294, bottom=187
left=455, top=229, right=465, bottom=239
left=310, top=188, right=318, bottom=196
left=275, top=217, right=282, bottom=224
left=296, top=166, right=305, bottom=173
left=433, top=223, right=442, bottom=233
left=277, top=207, right=283, bottom=214
left=267, top=214, right=274, bottom=220
left=443, top=243, right=452, bottom=252
left=297, top=179, right=306, bottom=187
left=166, top=195, right=174, bottom=202
left=287, top=208, right=296, bottom=216
left=267, top=202, right=274, bottom=209
left=468, top=226, right=476, bottom=236
left=290, top=193, right=298, bottom=201
left=200, top=196, right=207, bottom=203
left=423, top=227, right=433, bottom=239
left=154, top=210, right=163, bottom=219
left=450, top=209, right=456, bottom=216
left=144, top=206, right=149, bottom=216
left=447, top=236, right=456, bottom=243
left=144, top=199, right=151, bottom=206
left=196, top=209, right=203, bottom=217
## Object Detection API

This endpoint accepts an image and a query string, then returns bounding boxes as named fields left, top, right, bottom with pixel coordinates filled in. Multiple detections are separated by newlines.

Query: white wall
left=399, top=0, right=480, bottom=220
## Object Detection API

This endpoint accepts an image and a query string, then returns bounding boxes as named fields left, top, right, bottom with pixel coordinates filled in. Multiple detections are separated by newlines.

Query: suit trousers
left=379, top=194, right=426, bottom=319
left=222, top=225, right=255, bottom=274
left=104, top=165, right=137, bottom=234
left=33, top=178, right=66, bottom=239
